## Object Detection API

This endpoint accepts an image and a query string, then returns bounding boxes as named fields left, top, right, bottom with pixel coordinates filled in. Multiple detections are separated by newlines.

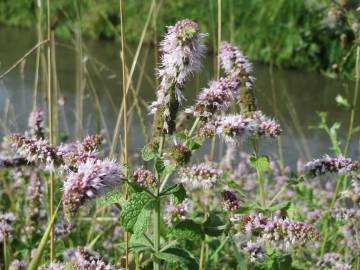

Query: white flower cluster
left=0, top=212, right=16, bottom=241
left=63, top=159, right=125, bottom=217
left=234, top=213, right=320, bottom=251
left=178, top=163, right=221, bottom=189
left=305, top=155, right=359, bottom=177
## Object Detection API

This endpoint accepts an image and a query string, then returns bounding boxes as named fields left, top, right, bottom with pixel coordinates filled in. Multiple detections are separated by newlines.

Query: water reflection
left=0, top=26, right=359, bottom=166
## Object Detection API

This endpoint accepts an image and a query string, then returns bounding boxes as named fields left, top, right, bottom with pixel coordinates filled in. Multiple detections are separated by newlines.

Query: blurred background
left=0, top=0, right=359, bottom=166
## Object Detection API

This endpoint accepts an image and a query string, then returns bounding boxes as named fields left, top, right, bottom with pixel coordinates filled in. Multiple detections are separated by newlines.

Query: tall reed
left=46, top=0, right=56, bottom=261
left=118, top=0, right=129, bottom=268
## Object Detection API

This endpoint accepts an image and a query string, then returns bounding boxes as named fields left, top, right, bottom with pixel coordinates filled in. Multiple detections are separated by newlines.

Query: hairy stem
left=154, top=135, right=165, bottom=270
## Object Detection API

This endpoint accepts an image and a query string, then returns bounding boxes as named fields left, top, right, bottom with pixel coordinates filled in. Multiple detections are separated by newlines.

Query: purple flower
left=150, top=19, right=206, bottom=134
left=7, top=134, right=59, bottom=170
left=25, top=172, right=44, bottom=238
left=63, top=159, right=125, bottom=217
left=28, top=108, right=45, bottom=139
left=38, top=264, right=65, bottom=270
left=77, top=134, right=103, bottom=152
left=251, top=111, right=282, bottom=138
left=54, top=223, right=74, bottom=237
left=219, top=41, right=257, bottom=115
left=214, top=114, right=256, bottom=144
left=242, top=240, right=266, bottom=262
left=9, top=260, right=27, bottom=270
left=186, top=76, right=240, bottom=117
left=220, top=41, right=253, bottom=76
left=165, top=143, right=192, bottom=166
left=165, top=199, right=191, bottom=225
left=178, top=163, right=221, bottom=189
left=305, top=155, right=359, bottom=177
left=316, top=253, right=352, bottom=270
left=235, top=213, right=320, bottom=250
left=64, top=247, right=122, bottom=270
left=223, top=188, right=239, bottom=212
left=133, top=167, right=157, bottom=187
left=0, top=212, right=16, bottom=241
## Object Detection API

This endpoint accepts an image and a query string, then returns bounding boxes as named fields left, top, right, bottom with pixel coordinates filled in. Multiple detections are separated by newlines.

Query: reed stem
left=344, top=46, right=360, bottom=155
left=119, top=0, right=129, bottom=268
left=46, top=0, right=55, bottom=262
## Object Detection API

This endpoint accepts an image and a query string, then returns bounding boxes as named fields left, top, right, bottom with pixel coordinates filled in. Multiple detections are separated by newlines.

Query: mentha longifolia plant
left=0, top=19, right=359, bottom=270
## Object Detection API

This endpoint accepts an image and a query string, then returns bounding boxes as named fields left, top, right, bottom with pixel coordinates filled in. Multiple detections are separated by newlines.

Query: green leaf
left=235, top=203, right=261, bottom=214
left=155, top=156, right=165, bottom=175
left=269, top=201, right=291, bottom=212
left=141, top=144, right=156, bottom=161
left=175, top=131, right=188, bottom=141
left=128, top=235, right=153, bottom=252
left=133, top=208, right=151, bottom=236
left=126, top=181, right=144, bottom=193
left=335, top=94, right=350, bottom=109
left=163, top=164, right=177, bottom=176
left=172, top=184, right=187, bottom=204
left=154, top=247, right=198, bottom=269
left=169, top=219, right=204, bottom=242
left=160, top=183, right=187, bottom=204
left=27, top=203, right=60, bottom=270
left=287, top=176, right=304, bottom=185
left=96, top=189, right=124, bottom=205
left=120, top=192, right=155, bottom=232
left=203, top=213, right=226, bottom=237
left=186, top=138, right=202, bottom=151
left=229, top=235, right=246, bottom=270
left=250, top=155, right=270, bottom=173
left=255, top=252, right=293, bottom=270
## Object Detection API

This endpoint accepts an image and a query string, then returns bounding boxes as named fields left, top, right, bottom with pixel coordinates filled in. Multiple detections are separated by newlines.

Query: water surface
left=0, top=27, right=359, bottom=167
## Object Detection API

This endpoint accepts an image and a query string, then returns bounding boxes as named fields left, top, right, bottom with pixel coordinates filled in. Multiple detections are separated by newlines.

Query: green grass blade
left=27, top=202, right=60, bottom=270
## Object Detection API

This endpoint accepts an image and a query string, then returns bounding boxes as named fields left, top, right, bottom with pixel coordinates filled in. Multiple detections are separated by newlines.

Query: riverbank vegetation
left=0, top=0, right=359, bottom=77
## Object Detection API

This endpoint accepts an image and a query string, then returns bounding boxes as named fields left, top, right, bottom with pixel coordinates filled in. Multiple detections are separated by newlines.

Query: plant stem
left=154, top=135, right=165, bottom=270
left=46, top=0, right=55, bottom=262
left=344, top=46, right=360, bottom=155
left=269, top=183, right=288, bottom=206
left=188, top=117, right=200, bottom=138
left=119, top=0, right=130, bottom=268
left=252, top=138, right=266, bottom=208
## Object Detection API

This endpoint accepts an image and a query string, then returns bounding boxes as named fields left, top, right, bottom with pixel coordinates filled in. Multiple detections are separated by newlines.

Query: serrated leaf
left=203, top=213, right=226, bottom=237
left=163, top=164, right=177, bottom=176
left=250, top=155, right=270, bottom=172
left=96, top=189, right=123, bottom=205
left=269, top=201, right=291, bottom=212
left=335, top=94, right=350, bottom=109
left=141, top=144, right=156, bottom=161
left=235, top=203, right=260, bottom=214
left=120, top=192, right=155, bottom=232
left=128, top=235, right=153, bottom=252
left=175, top=131, right=188, bottom=141
left=154, top=247, right=198, bottom=269
left=126, top=181, right=144, bottom=193
left=169, top=219, right=204, bottom=242
left=133, top=208, right=151, bottom=236
left=155, top=157, right=165, bottom=175
left=186, top=138, right=202, bottom=151
left=287, top=176, right=304, bottom=185
left=172, top=184, right=187, bottom=204
left=160, top=183, right=187, bottom=204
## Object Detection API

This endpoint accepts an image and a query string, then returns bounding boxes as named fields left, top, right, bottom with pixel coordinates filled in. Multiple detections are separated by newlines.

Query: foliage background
left=0, top=0, right=359, bottom=77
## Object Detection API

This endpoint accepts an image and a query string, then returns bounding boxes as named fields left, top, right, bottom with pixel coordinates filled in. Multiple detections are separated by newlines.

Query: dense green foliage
left=0, top=0, right=359, bottom=77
